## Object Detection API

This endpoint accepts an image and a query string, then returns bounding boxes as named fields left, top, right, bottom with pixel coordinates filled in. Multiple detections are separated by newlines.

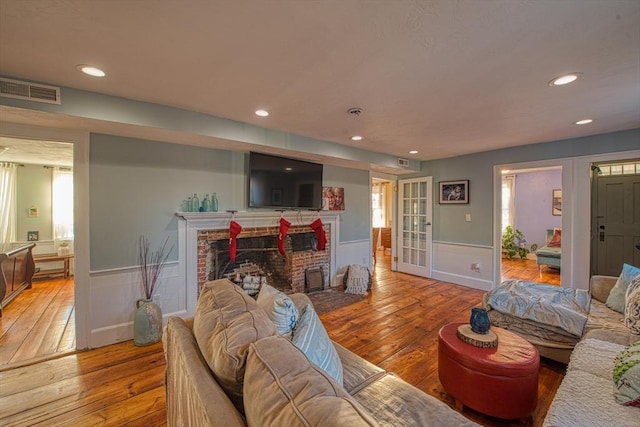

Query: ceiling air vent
left=0, top=78, right=61, bottom=104
left=397, top=158, right=410, bottom=168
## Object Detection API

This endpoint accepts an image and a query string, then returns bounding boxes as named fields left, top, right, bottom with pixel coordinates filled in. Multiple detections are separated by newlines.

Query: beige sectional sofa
left=163, top=278, right=478, bottom=427
left=542, top=275, right=639, bottom=426
left=485, top=275, right=639, bottom=426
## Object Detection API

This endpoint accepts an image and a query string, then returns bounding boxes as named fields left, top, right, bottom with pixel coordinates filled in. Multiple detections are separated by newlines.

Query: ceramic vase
left=470, top=307, right=491, bottom=334
left=134, top=298, right=162, bottom=346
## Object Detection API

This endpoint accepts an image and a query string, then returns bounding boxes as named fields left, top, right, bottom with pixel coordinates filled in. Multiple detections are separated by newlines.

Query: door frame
left=493, top=149, right=640, bottom=291
left=493, top=158, right=573, bottom=288
left=0, top=122, right=90, bottom=350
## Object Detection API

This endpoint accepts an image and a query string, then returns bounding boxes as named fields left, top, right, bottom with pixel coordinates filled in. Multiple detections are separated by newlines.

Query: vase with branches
left=134, top=235, right=172, bottom=346
left=138, top=235, right=172, bottom=300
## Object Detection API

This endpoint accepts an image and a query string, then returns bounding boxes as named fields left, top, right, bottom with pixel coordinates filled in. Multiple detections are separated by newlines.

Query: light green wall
left=324, top=165, right=371, bottom=242
left=423, top=129, right=640, bottom=246
left=89, top=134, right=372, bottom=270
left=17, top=164, right=52, bottom=242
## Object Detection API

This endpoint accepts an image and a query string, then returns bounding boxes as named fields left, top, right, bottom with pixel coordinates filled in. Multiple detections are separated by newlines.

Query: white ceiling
left=0, top=0, right=639, bottom=168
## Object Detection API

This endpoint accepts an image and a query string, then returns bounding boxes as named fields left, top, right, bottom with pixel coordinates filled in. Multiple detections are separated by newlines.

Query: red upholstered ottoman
left=438, top=322, right=539, bottom=420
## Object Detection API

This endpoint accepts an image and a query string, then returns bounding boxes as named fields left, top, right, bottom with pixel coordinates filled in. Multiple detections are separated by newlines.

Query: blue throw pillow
left=291, top=304, right=343, bottom=384
left=606, top=264, right=640, bottom=314
left=256, top=284, right=298, bottom=336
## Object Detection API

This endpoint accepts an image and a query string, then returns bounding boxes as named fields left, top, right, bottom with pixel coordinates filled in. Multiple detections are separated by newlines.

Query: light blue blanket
left=485, top=280, right=591, bottom=338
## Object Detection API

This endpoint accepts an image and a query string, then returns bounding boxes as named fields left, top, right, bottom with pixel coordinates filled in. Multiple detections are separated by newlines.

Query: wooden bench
left=33, top=253, right=74, bottom=279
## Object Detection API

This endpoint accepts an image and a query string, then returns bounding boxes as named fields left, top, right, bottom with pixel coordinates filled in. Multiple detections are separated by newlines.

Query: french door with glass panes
left=397, top=177, right=432, bottom=277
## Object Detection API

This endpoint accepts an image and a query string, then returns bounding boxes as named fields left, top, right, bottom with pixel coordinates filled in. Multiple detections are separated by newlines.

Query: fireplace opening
left=208, top=231, right=324, bottom=293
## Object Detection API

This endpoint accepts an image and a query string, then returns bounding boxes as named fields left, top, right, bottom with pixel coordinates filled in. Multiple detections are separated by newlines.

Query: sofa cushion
left=193, top=279, right=277, bottom=412
left=243, top=336, right=379, bottom=427
left=613, top=341, right=640, bottom=407
left=566, top=338, right=625, bottom=380
left=256, top=283, right=298, bottom=336
left=625, top=276, right=640, bottom=334
left=291, top=303, right=343, bottom=384
left=606, top=263, right=640, bottom=313
left=352, top=372, right=479, bottom=427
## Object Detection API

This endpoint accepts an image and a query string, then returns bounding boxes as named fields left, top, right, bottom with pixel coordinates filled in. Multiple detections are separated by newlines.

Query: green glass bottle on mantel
left=191, top=193, right=199, bottom=212
left=211, top=193, right=218, bottom=212
left=202, top=194, right=211, bottom=212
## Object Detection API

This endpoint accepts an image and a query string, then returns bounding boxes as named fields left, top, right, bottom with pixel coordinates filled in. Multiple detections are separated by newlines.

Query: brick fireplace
left=197, top=224, right=330, bottom=293
left=177, top=211, right=339, bottom=312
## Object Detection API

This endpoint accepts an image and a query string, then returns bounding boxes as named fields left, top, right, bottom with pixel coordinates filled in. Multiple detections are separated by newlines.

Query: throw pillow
left=625, top=276, right=640, bottom=334
left=243, top=336, right=378, bottom=427
left=192, top=278, right=277, bottom=413
left=256, top=283, right=299, bottom=336
left=612, top=341, right=640, bottom=407
left=547, top=228, right=562, bottom=248
left=606, top=264, right=640, bottom=314
left=291, top=303, right=344, bottom=384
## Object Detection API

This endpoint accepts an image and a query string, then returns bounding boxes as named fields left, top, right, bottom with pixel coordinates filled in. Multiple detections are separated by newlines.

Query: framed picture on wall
left=552, top=189, right=562, bottom=216
left=439, top=180, right=469, bottom=204
left=27, top=231, right=39, bottom=241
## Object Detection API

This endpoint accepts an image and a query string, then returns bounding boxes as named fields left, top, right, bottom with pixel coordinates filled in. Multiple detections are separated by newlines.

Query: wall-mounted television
left=248, top=152, right=323, bottom=210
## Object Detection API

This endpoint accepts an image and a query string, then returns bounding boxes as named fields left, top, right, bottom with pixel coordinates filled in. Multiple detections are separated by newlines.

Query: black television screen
left=248, top=152, right=323, bottom=209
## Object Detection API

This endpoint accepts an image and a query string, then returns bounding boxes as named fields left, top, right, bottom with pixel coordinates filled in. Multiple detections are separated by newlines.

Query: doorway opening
left=372, top=178, right=393, bottom=267
left=500, top=166, right=562, bottom=286
left=0, top=137, right=75, bottom=367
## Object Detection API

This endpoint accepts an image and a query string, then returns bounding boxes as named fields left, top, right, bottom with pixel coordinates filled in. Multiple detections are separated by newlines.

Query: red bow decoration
left=310, top=218, right=327, bottom=251
left=229, top=220, right=242, bottom=262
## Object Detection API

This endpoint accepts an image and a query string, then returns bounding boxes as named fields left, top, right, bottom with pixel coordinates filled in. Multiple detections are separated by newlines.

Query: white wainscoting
left=431, top=241, right=495, bottom=291
left=88, top=262, right=183, bottom=348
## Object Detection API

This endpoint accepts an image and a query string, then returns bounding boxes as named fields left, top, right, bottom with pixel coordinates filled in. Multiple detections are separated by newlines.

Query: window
left=53, top=168, right=74, bottom=243
left=501, top=175, right=515, bottom=232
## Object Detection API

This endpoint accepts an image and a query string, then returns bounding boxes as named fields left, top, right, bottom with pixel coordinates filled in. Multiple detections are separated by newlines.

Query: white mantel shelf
left=176, top=210, right=341, bottom=222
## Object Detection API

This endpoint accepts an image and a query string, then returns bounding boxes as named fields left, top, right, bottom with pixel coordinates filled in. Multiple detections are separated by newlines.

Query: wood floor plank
left=0, top=282, right=60, bottom=364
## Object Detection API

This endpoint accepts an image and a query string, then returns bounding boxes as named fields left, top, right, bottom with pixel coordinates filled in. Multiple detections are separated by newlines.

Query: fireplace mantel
left=176, top=210, right=340, bottom=315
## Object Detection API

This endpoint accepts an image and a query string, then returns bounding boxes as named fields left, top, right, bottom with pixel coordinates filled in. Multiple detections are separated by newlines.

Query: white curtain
left=53, top=168, right=74, bottom=250
left=501, top=174, right=516, bottom=232
left=0, top=162, right=18, bottom=244
left=372, top=183, right=386, bottom=228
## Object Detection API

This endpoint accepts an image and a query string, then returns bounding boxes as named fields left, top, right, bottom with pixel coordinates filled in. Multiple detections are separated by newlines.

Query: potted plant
left=134, top=235, right=172, bottom=346
left=502, top=226, right=537, bottom=260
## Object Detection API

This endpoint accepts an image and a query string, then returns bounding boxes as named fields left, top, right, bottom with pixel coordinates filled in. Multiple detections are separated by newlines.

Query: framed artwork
left=28, top=206, right=39, bottom=217
left=439, top=180, right=469, bottom=204
left=552, top=189, right=562, bottom=216
left=322, top=186, right=345, bottom=211
left=27, top=231, right=39, bottom=241
left=271, top=188, right=283, bottom=206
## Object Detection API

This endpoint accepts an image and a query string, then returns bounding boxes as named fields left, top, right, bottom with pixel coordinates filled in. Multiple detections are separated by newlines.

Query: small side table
left=438, top=322, right=540, bottom=420
left=33, top=253, right=74, bottom=279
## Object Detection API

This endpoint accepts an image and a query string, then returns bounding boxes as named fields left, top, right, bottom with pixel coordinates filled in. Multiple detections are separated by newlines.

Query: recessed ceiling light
left=409, top=150, right=418, bottom=154
left=77, top=64, right=106, bottom=77
left=549, top=73, right=581, bottom=86
left=576, top=119, right=593, bottom=125
left=351, top=135, right=363, bottom=141
left=255, top=110, right=269, bottom=117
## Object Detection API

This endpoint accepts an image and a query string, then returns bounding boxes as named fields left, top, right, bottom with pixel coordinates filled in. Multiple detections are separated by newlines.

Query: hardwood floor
left=0, top=277, right=75, bottom=367
left=501, top=257, right=561, bottom=286
left=0, top=254, right=565, bottom=426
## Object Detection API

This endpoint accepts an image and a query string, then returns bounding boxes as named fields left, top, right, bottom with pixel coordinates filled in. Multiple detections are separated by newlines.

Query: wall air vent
left=397, top=158, right=410, bottom=168
left=0, top=78, right=61, bottom=104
